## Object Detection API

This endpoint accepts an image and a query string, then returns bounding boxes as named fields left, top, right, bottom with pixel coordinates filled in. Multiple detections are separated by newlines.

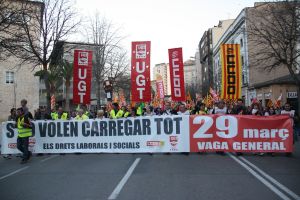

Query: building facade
left=183, top=59, right=196, bottom=87
left=199, top=19, right=234, bottom=96
left=0, top=0, right=43, bottom=121
left=212, top=2, right=299, bottom=108
left=194, top=50, right=202, bottom=95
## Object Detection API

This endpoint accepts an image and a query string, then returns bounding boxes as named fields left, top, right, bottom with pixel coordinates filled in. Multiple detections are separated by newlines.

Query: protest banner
left=1, top=115, right=293, bottom=154
left=1, top=116, right=189, bottom=154
left=73, top=49, right=93, bottom=104
left=220, top=44, right=242, bottom=100
left=189, top=115, right=293, bottom=152
left=131, top=41, right=151, bottom=102
left=156, top=74, right=165, bottom=99
left=168, top=48, right=185, bottom=101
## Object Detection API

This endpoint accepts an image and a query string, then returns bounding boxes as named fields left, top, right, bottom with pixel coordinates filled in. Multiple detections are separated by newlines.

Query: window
left=240, top=38, right=243, bottom=47
left=5, top=71, right=14, bottom=84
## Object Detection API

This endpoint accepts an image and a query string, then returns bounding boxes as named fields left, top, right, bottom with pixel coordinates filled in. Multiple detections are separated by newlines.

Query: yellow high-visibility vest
left=17, top=117, right=32, bottom=138
left=124, top=111, right=130, bottom=118
left=110, top=110, right=117, bottom=119
left=52, top=112, right=68, bottom=120
left=75, top=114, right=89, bottom=120
left=116, top=110, right=124, bottom=118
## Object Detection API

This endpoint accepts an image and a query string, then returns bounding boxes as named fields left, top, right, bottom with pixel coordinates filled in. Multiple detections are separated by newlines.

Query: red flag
left=73, top=50, right=93, bottom=104
left=274, top=93, right=282, bottom=108
left=131, top=41, right=151, bottom=102
left=168, top=48, right=185, bottom=101
left=209, top=87, right=219, bottom=102
left=51, top=95, right=55, bottom=110
left=156, top=74, right=165, bottom=99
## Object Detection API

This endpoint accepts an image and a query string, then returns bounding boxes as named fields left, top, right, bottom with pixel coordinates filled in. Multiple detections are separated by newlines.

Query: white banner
left=1, top=116, right=190, bottom=154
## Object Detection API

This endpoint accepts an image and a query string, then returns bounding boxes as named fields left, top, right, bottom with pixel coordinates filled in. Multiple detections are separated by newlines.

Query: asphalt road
left=0, top=143, right=300, bottom=200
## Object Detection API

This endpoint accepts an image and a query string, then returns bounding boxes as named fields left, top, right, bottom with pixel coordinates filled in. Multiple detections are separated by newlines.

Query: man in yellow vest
left=75, top=109, right=89, bottom=120
left=16, top=107, right=33, bottom=164
left=52, top=106, right=68, bottom=120
left=110, top=103, right=121, bottom=119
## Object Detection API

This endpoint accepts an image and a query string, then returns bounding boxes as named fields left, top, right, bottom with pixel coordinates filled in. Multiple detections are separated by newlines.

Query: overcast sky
left=75, top=0, right=262, bottom=66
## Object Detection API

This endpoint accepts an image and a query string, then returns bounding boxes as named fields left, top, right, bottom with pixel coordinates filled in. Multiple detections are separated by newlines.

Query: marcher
left=96, top=109, right=106, bottom=119
left=110, top=103, right=120, bottom=119
left=8, top=108, right=17, bottom=121
left=177, top=103, right=190, bottom=115
left=52, top=106, right=68, bottom=120
left=162, top=101, right=177, bottom=115
left=3, top=108, right=17, bottom=159
left=144, top=105, right=154, bottom=116
left=75, top=109, right=89, bottom=120
left=233, top=99, right=248, bottom=156
left=212, top=100, right=227, bottom=155
left=35, top=106, right=51, bottom=120
left=281, top=103, right=298, bottom=147
left=16, top=107, right=33, bottom=164
left=212, top=100, right=227, bottom=115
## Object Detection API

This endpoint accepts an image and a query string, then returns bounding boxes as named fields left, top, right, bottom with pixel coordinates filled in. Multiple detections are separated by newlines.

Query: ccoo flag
left=168, top=48, right=185, bottom=101
left=220, top=44, right=242, bottom=99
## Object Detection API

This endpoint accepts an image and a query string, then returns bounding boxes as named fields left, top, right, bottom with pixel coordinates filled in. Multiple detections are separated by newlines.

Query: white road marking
left=0, top=166, right=29, bottom=181
left=229, top=154, right=291, bottom=200
left=40, top=155, right=59, bottom=163
left=108, top=158, right=141, bottom=200
left=239, top=156, right=300, bottom=200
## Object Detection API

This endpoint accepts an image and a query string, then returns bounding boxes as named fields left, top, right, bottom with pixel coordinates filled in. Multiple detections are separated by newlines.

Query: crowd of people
left=3, top=98, right=300, bottom=163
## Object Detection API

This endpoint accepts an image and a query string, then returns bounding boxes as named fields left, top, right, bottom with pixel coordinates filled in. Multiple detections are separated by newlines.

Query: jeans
left=17, top=137, right=30, bottom=160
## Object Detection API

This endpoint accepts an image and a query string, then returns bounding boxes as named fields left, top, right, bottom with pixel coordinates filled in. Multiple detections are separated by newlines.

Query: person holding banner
left=34, top=106, right=51, bottom=120
left=110, top=103, right=120, bottom=119
left=233, top=99, right=248, bottom=115
left=144, top=105, right=154, bottom=116
left=123, top=105, right=131, bottom=118
left=233, top=99, right=248, bottom=156
left=212, top=100, right=227, bottom=115
left=250, top=102, right=263, bottom=116
left=281, top=103, right=298, bottom=146
left=212, top=100, right=227, bottom=155
left=96, top=110, right=106, bottom=119
left=75, top=109, right=89, bottom=120
left=16, top=107, right=33, bottom=164
left=162, top=101, right=177, bottom=115
left=52, top=107, right=69, bottom=120
left=3, top=108, right=17, bottom=159
left=177, top=103, right=190, bottom=115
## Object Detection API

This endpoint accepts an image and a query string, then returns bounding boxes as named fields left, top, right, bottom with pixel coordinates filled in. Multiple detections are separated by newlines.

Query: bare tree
left=106, top=50, right=130, bottom=84
left=8, top=0, right=80, bottom=110
left=0, top=0, right=27, bottom=60
left=247, top=1, right=300, bottom=112
left=85, top=13, right=128, bottom=107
